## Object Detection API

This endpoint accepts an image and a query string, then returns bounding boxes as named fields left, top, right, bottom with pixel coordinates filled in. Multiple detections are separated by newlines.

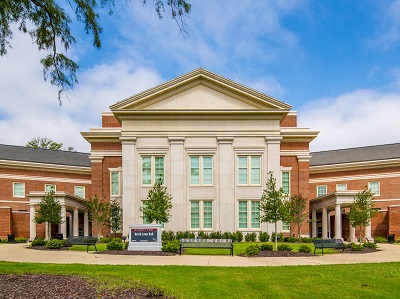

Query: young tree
left=0, top=0, right=191, bottom=104
left=86, top=195, right=110, bottom=239
left=140, top=181, right=173, bottom=224
left=26, top=137, right=74, bottom=151
left=347, top=188, right=377, bottom=244
left=110, top=198, right=123, bottom=238
left=259, top=172, right=290, bottom=251
left=33, top=190, right=63, bottom=240
left=287, top=194, right=308, bottom=239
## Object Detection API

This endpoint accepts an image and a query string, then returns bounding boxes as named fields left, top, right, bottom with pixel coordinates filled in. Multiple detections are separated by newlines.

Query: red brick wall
left=91, top=143, right=122, bottom=151
left=280, top=114, right=297, bottom=127
left=102, top=115, right=121, bottom=127
left=372, top=211, right=389, bottom=238
left=388, top=206, right=400, bottom=237
left=281, top=142, right=309, bottom=150
left=12, top=212, right=30, bottom=238
left=0, top=207, right=12, bottom=239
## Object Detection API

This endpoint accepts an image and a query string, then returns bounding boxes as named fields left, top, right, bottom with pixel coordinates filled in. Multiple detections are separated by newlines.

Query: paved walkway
left=0, top=243, right=399, bottom=267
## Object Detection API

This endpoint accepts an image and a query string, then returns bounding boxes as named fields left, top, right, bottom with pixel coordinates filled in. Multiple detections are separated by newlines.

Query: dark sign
left=131, top=228, right=158, bottom=242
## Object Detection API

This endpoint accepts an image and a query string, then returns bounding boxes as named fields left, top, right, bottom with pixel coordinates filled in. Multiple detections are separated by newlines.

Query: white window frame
left=317, top=185, right=327, bottom=197
left=336, top=184, right=347, bottom=191
left=110, top=171, right=121, bottom=196
left=237, top=155, right=261, bottom=186
left=281, top=221, right=290, bottom=231
left=13, top=182, right=25, bottom=198
left=281, top=171, right=291, bottom=196
left=238, top=200, right=260, bottom=230
left=368, top=181, right=380, bottom=196
left=190, top=200, right=213, bottom=230
left=74, top=186, right=85, bottom=198
left=45, top=184, right=56, bottom=192
left=141, top=156, right=165, bottom=186
left=189, top=156, right=213, bottom=186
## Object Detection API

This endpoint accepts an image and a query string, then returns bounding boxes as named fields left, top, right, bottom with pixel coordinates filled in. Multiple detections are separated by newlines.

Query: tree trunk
left=274, top=222, right=278, bottom=251
left=359, top=226, right=363, bottom=245
left=297, top=222, right=301, bottom=240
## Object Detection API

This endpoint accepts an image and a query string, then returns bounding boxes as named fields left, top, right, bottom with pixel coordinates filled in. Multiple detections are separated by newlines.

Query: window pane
left=45, top=185, right=55, bottom=192
left=111, top=172, right=119, bottom=195
left=281, top=172, right=290, bottom=195
left=13, top=183, right=25, bottom=197
left=282, top=222, right=290, bottom=231
left=142, top=157, right=151, bottom=185
left=317, top=186, right=327, bottom=197
left=239, top=201, right=248, bottom=228
left=250, top=156, right=261, bottom=184
left=191, top=201, right=200, bottom=229
left=251, top=201, right=260, bottom=228
left=369, top=182, right=380, bottom=195
left=74, top=186, right=85, bottom=198
left=238, top=157, right=248, bottom=184
left=203, top=201, right=213, bottom=229
left=202, top=157, right=212, bottom=185
left=190, top=157, right=200, bottom=184
left=336, top=184, right=347, bottom=191
left=155, top=157, right=164, bottom=184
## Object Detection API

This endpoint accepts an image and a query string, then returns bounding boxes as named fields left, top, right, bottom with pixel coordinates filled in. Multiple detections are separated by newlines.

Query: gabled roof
left=310, top=143, right=400, bottom=167
left=110, top=68, right=291, bottom=111
left=0, top=144, right=91, bottom=168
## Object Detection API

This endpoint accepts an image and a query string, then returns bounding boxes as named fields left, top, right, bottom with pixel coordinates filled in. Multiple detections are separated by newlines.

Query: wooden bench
left=313, top=239, right=346, bottom=255
left=180, top=238, right=234, bottom=256
left=66, top=236, right=98, bottom=252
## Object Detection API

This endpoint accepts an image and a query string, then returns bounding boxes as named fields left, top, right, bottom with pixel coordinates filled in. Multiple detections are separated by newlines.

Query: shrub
left=235, top=231, right=244, bottom=242
left=162, top=230, right=175, bottom=241
left=162, top=240, right=180, bottom=253
left=222, top=231, right=232, bottom=240
left=298, top=244, right=312, bottom=253
left=363, top=242, right=377, bottom=249
left=277, top=244, right=292, bottom=251
left=31, top=237, right=46, bottom=246
left=124, top=242, right=129, bottom=249
left=245, top=232, right=257, bottom=242
left=14, top=238, right=28, bottom=243
left=100, top=237, right=110, bottom=243
left=197, top=231, right=209, bottom=239
left=259, top=232, right=270, bottom=242
left=1, top=239, right=8, bottom=243
left=374, top=236, right=388, bottom=243
left=245, top=245, right=260, bottom=256
left=351, top=243, right=363, bottom=251
left=230, top=232, right=238, bottom=242
left=45, top=239, right=61, bottom=249
left=259, top=243, right=273, bottom=251
left=283, top=237, right=298, bottom=243
left=210, top=231, right=222, bottom=239
left=271, top=232, right=283, bottom=242
left=301, top=237, right=313, bottom=243
left=396, top=238, right=400, bottom=244
left=176, top=231, right=195, bottom=239
left=107, top=239, right=123, bottom=250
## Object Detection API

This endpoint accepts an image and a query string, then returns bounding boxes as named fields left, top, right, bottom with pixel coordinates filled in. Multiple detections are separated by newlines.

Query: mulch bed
left=94, top=250, right=176, bottom=256
left=0, top=274, right=175, bottom=299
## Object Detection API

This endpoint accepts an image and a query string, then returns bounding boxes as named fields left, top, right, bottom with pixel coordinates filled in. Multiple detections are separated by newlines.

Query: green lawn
left=0, top=262, right=399, bottom=298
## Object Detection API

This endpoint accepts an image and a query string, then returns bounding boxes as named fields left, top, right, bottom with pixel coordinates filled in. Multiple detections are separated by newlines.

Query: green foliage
left=396, top=238, right=400, bottom=243
left=271, top=232, right=283, bottom=242
left=31, top=237, right=46, bottom=246
left=175, top=231, right=195, bottom=239
left=141, top=181, right=173, bottom=224
left=374, top=236, right=388, bottom=243
left=351, top=243, right=363, bottom=251
left=197, top=231, right=209, bottom=239
left=209, top=231, right=222, bottom=239
left=259, top=232, right=270, bottom=242
left=287, top=194, right=308, bottom=238
left=363, top=242, right=377, bottom=249
left=244, top=232, right=257, bottom=242
left=45, top=239, right=61, bottom=249
left=86, top=195, right=110, bottom=237
left=235, top=231, right=244, bottom=242
left=277, top=244, right=293, bottom=251
left=259, top=172, right=290, bottom=250
left=106, top=239, right=123, bottom=250
left=161, top=240, right=180, bottom=253
left=25, top=137, right=73, bottom=151
left=245, top=245, right=260, bottom=256
left=283, top=236, right=298, bottom=243
left=162, top=230, right=175, bottom=241
left=301, top=237, right=313, bottom=243
left=109, top=198, right=122, bottom=237
left=298, top=244, right=312, bottom=253
left=100, top=237, right=110, bottom=243
left=34, top=191, right=63, bottom=238
left=14, top=238, right=27, bottom=243
left=259, top=243, right=273, bottom=251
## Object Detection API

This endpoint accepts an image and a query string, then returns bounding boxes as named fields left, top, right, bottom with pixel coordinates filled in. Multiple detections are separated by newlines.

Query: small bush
left=209, top=231, right=222, bottom=239
left=277, top=244, right=293, bottom=251
left=396, top=238, right=400, bottom=244
left=363, top=242, right=377, bottom=249
left=259, top=232, right=270, bottom=242
left=298, top=244, right=312, bottom=253
left=271, top=232, right=283, bottom=242
left=176, top=231, right=195, bottom=239
left=245, top=245, right=260, bottom=256
left=259, top=243, right=273, bottom=251
left=31, top=237, right=46, bottom=246
left=245, top=232, right=257, bottom=242
left=283, top=237, right=298, bottom=243
left=235, top=231, right=244, bottom=242
left=351, top=243, right=363, bottom=251
left=374, top=236, right=388, bottom=243
left=301, top=237, right=313, bottom=243
left=101, top=237, right=110, bottom=243
left=14, top=238, right=28, bottom=243
left=1, top=239, right=8, bottom=243
left=107, top=239, right=123, bottom=250
left=162, top=240, right=180, bottom=253
left=162, top=230, right=175, bottom=241
left=124, top=242, right=129, bottom=249
left=197, top=231, right=209, bottom=239
left=45, top=239, right=61, bottom=249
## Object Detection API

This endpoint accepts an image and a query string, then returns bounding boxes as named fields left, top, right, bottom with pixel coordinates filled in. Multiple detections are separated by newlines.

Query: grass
left=0, top=261, right=399, bottom=298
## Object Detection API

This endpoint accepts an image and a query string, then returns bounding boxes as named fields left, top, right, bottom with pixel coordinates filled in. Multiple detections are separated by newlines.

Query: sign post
left=127, top=224, right=162, bottom=251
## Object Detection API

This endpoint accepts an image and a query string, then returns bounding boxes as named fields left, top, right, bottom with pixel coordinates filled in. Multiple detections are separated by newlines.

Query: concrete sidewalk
left=0, top=243, right=399, bottom=267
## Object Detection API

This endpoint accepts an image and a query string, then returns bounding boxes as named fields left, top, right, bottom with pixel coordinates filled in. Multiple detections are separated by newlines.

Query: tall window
left=190, top=201, right=213, bottom=229
left=368, top=181, right=380, bottom=195
left=110, top=172, right=120, bottom=196
left=74, top=186, right=85, bottom=198
left=238, top=156, right=261, bottom=185
left=190, top=156, right=213, bottom=185
left=238, top=200, right=260, bottom=229
left=317, top=185, right=327, bottom=197
left=281, top=172, right=290, bottom=195
left=45, top=184, right=56, bottom=192
left=336, top=184, right=347, bottom=191
left=13, top=182, right=25, bottom=198
left=142, top=156, right=164, bottom=185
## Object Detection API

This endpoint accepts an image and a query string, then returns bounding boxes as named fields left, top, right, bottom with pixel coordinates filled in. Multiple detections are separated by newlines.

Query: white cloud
left=373, top=0, right=400, bottom=50
left=298, top=89, right=400, bottom=152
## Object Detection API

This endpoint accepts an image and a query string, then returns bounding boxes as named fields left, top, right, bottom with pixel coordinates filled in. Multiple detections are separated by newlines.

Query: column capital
left=168, top=137, right=185, bottom=144
left=217, top=136, right=234, bottom=144
left=265, top=136, right=283, bottom=144
left=120, top=136, right=137, bottom=144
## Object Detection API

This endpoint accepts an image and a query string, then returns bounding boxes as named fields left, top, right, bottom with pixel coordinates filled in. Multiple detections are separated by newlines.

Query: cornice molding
left=310, top=158, right=400, bottom=174
left=0, top=159, right=90, bottom=175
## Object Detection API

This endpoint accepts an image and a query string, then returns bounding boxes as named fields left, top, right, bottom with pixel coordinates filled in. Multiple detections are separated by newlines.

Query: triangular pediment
left=110, top=69, right=291, bottom=111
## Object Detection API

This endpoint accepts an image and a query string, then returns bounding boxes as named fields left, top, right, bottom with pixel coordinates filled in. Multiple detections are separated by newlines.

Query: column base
left=363, top=237, right=374, bottom=243
left=347, top=237, right=358, bottom=243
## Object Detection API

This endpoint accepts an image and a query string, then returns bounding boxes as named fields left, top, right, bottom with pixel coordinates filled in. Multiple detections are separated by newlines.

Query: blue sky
left=1, top=0, right=400, bottom=152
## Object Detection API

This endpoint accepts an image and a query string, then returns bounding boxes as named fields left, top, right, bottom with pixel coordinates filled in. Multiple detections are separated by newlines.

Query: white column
left=29, top=204, right=36, bottom=241
left=168, top=137, right=186, bottom=231
left=334, top=204, right=342, bottom=240
left=348, top=223, right=357, bottom=243
left=311, top=209, right=317, bottom=238
left=364, top=224, right=373, bottom=242
left=60, top=205, right=67, bottom=238
left=45, top=222, right=49, bottom=240
left=84, top=211, right=89, bottom=236
left=73, top=208, right=79, bottom=236
left=120, top=137, right=136, bottom=236
left=265, top=136, right=283, bottom=184
left=322, top=207, right=328, bottom=239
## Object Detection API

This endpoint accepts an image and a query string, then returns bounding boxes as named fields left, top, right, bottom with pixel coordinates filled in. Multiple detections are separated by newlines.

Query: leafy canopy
left=86, top=195, right=110, bottom=236
left=109, top=198, right=122, bottom=237
left=0, top=0, right=191, bottom=104
left=26, top=137, right=74, bottom=151
left=33, top=190, right=63, bottom=225
left=287, top=194, right=308, bottom=239
left=140, top=180, right=173, bottom=224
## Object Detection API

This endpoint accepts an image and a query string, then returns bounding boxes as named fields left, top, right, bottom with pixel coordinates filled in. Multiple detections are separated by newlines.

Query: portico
left=29, top=192, right=89, bottom=240
left=310, top=191, right=373, bottom=242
